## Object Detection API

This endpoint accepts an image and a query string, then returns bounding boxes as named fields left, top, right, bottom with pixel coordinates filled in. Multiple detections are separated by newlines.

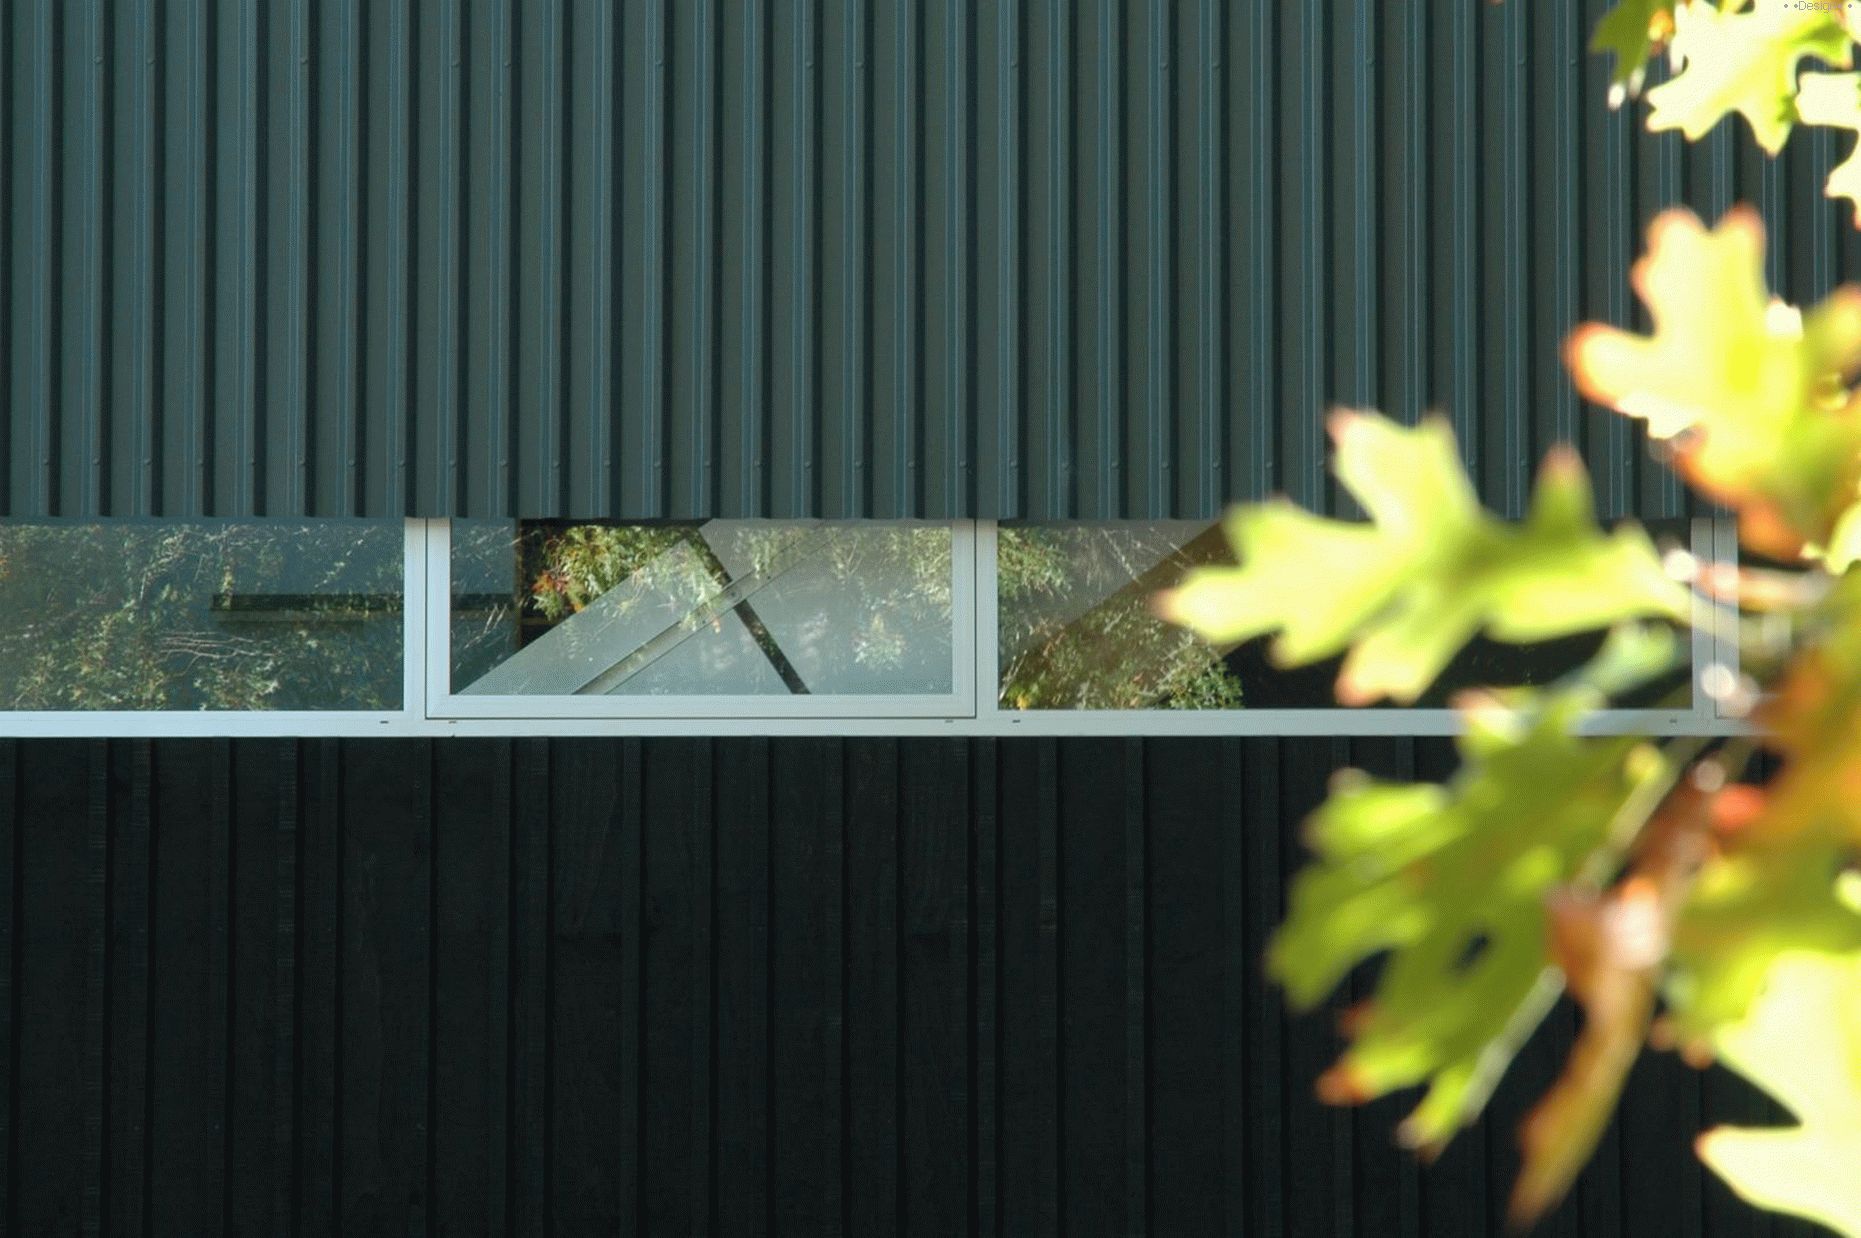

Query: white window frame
left=0, top=516, right=1743, bottom=738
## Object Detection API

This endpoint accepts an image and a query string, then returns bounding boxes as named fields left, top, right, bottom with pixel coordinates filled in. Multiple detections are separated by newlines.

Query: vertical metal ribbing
left=741, top=0, right=766, bottom=515
left=373, top=0, right=412, bottom=515
left=1120, top=740, right=1147, bottom=1236
left=270, top=744, right=299, bottom=1234
left=1297, top=1, right=1326, bottom=511
left=1403, top=4, right=1428, bottom=433
left=843, top=0, right=868, bottom=515
left=0, top=2, right=10, bottom=516
left=118, top=0, right=158, bottom=516
left=691, top=0, right=716, bottom=514
left=1143, top=0, right=1169, bottom=518
left=0, top=742, right=13, bottom=1232
left=1447, top=0, right=1477, bottom=497
left=943, top=0, right=968, bottom=518
left=81, top=747, right=107, bottom=1238
left=689, top=742, right=715, bottom=1236
left=794, top=0, right=819, bottom=515
left=1194, top=0, right=1223, bottom=515
left=1650, top=22, right=1685, bottom=519
left=13, top=0, right=56, bottom=514
left=479, top=0, right=513, bottom=515
left=1093, top=0, right=1119, bottom=516
left=1760, top=111, right=1786, bottom=286
left=647, top=0, right=669, bottom=510
left=282, top=0, right=313, bottom=514
left=426, top=0, right=464, bottom=514
left=64, top=0, right=107, bottom=516
left=529, top=0, right=565, bottom=516
left=1547, top=1, right=1578, bottom=452
left=1350, top=5, right=1376, bottom=417
left=1499, top=0, right=1526, bottom=516
left=1593, top=4, right=1633, bottom=519
left=896, top=0, right=920, bottom=514
left=1705, top=125, right=1734, bottom=218
left=173, top=0, right=212, bottom=516
left=204, top=744, right=232, bottom=1237
left=215, top=0, right=260, bottom=510
left=1216, top=741, right=1246, bottom=1233
left=969, top=739, right=997, bottom=1235
left=1810, top=130, right=1837, bottom=294
left=581, top=0, right=615, bottom=515
left=822, top=742, right=845, bottom=1230
left=995, top=0, right=1021, bottom=517
left=318, top=0, right=361, bottom=516
left=0, top=4, right=1777, bottom=528
left=1245, top=3, right=1274, bottom=501
left=1047, top=0, right=1072, bottom=516
left=616, top=742, right=643, bottom=1230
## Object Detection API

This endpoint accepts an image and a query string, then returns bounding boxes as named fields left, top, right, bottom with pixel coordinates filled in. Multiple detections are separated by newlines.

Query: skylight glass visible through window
left=449, top=520, right=955, bottom=698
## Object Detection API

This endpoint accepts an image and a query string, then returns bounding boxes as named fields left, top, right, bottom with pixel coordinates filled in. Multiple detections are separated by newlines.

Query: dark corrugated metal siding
left=4, top=0, right=1855, bottom=520
left=0, top=737, right=1810, bottom=1235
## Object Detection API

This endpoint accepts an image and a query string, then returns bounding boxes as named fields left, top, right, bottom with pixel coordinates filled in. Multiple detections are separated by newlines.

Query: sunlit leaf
left=1797, top=71, right=1861, bottom=227
left=1644, top=0, right=1852, bottom=153
left=1156, top=413, right=1686, bottom=705
left=1737, top=572, right=1861, bottom=843
left=1591, top=0, right=1676, bottom=106
left=1567, top=206, right=1861, bottom=558
left=1270, top=687, right=1668, bottom=1152
left=1651, top=574, right=1861, bottom=1058
left=1665, top=850, right=1861, bottom=1052
left=1696, top=952, right=1861, bottom=1238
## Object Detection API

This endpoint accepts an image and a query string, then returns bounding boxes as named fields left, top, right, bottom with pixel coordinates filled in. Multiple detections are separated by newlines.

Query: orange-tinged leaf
left=1511, top=782, right=1714, bottom=1227
left=1657, top=578, right=1861, bottom=1053
left=1567, top=207, right=1861, bottom=558
left=1746, top=573, right=1861, bottom=846
left=1590, top=0, right=1676, bottom=106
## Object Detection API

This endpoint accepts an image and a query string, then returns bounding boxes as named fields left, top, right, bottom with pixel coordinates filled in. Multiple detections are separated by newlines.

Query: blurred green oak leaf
left=1567, top=207, right=1861, bottom=561
left=1268, top=684, right=1669, bottom=1151
left=1155, top=411, right=1687, bottom=706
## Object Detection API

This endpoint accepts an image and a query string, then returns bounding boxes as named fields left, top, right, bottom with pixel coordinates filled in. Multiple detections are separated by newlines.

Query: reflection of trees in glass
left=524, top=524, right=693, bottom=621
left=0, top=522, right=402, bottom=710
left=997, top=525, right=1243, bottom=710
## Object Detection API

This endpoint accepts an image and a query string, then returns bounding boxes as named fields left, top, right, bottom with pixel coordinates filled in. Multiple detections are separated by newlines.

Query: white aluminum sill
left=0, top=517, right=1748, bottom=739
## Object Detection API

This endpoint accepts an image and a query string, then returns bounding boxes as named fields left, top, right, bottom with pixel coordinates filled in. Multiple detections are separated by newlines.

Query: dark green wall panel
left=0, top=736, right=1815, bottom=1235
left=3, top=0, right=1856, bottom=519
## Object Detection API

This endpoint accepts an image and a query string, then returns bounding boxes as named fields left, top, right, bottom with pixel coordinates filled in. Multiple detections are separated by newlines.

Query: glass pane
left=0, top=520, right=404, bottom=710
left=998, top=523, right=1244, bottom=709
left=452, top=520, right=955, bottom=697
left=997, top=519, right=1695, bottom=710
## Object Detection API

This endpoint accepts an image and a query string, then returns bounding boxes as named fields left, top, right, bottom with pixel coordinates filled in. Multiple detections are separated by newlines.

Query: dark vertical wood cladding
left=5, top=0, right=1852, bottom=520
left=0, top=736, right=1808, bottom=1235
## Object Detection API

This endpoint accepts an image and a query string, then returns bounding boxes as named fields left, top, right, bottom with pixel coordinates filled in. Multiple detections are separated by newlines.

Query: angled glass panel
left=451, top=520, right=955, bottom=697
left=996, top=519, right=1697, bottom=710
left=0, top=520, right=403, bottom=710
